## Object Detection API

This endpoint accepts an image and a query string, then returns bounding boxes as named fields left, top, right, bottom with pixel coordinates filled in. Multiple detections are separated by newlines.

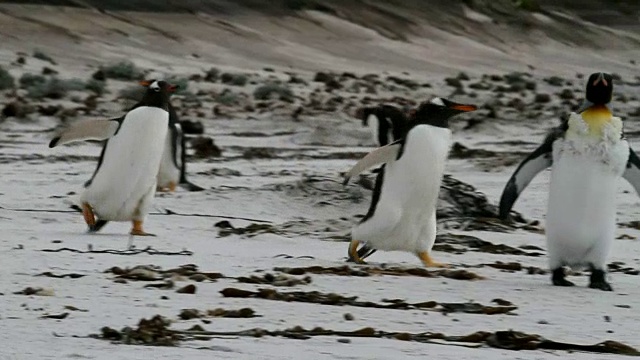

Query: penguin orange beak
left=168, top=84, right=179, bottom=93
left=139, top=80, right=152, bottom=87
left=448, top=103, right=477, bottom=112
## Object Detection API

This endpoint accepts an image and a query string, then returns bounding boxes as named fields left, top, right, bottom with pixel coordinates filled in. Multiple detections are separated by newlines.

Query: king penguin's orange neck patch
left=580, top=105, right=612, bottom=135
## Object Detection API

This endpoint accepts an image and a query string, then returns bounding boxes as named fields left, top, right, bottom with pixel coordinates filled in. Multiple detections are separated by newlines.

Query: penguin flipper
left=49, top=119, right=121, bottom=148
left=343, top=142, right=401, bottom=185
left=622, top=147, right=640, bottom=196
left=499, top=130, right=560, bottom=219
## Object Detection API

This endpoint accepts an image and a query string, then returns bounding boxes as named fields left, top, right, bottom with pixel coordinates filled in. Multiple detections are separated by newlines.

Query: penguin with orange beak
left=344, top=97, right=477, bottom=267
left=49, top=80, right=177, bottom=236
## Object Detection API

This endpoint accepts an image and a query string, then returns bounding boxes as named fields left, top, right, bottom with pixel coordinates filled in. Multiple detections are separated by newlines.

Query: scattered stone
left=237, top=273, right=312, bottom=287
left=180, top=120, right=204, bottom=134
left=492, top=298, right=513, bottom=306
left=42, top=67, right=58, bottom=75
left=35, top=272, right=85, bottom=279
left=215, top=221, right=281, bottom=238
left=96, top=315, right=180, bottom=346
left=220, top=287, right=511, bottom=314
left=558, top=88, right=574, bottom=99
left=191, top=136, right=222, bottom=158
left=41, top=312, right=69, bottom=320
left=534, top=93, right=551, bottom=103
left=544, top=76, right=564, bottom=86
left=176, top=284, right=197, bottom=294
left=242, top=147, right=276, bottom=159
left=445, top=77, right=463, bottom=89
left=343, top=313, right=355, bottom=321
left=179, top=309, right=201, bottom=320
left=14, top=287, right=54, bottom=296
left=207, top=308, right=257, bottom=318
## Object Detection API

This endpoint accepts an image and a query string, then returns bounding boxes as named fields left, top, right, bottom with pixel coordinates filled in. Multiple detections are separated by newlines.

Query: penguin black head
left=410, top=97, right=477, bottom=128
left=139, top=79, right=179, bottom=110
left=577, top=72, right=613, bottom=113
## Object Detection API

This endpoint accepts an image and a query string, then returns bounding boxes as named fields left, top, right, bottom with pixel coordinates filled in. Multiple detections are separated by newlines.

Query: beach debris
left=219, top=288, right=510, bottom=314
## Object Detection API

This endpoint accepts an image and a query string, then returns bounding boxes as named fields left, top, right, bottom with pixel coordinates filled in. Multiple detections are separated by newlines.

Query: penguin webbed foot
left=589, top=269, right=613, bottom=291
left=551, top=267, right=575, bottom=287
left=88, top=220, right=109, bottom=233
left=348, top=240, right=367, bottom=264
left=130, top=220, right=156, bottom=237
left=417, top=251, right=449, bottom=268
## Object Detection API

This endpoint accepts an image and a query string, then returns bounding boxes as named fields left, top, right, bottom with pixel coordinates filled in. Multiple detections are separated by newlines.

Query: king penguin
left=136, top=80, right=204, bottom=193
left=344, top=97, right=477, bottom=267
left=499, top=72, right=640, bottom=291
left=356, top=104, right=410, bottom=146
left=49, top=80, right=176, bottom=236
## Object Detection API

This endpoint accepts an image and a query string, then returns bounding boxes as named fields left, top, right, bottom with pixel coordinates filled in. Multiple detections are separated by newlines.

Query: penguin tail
left=88, top=220, right=109, bottom=233
left=48, top=136, right=61, bottom=148
left=179, top=181, right=206, bottom=192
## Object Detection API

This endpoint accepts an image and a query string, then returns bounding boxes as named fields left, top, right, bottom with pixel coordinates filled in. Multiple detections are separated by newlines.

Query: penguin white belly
left=81, top=106, right=169, bottom=221
left=352, top=125, right=451, bottom=253
left=546, top=138, right=629, bottom=269
left=156, top=128, right=181, bottom=189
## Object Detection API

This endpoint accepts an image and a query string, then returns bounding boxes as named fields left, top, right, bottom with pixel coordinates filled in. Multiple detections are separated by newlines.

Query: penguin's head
left=577, top=72, right=613, bottom=113
left=410, top=97, right=477, bottom=128
left=139, top=79, right=179, bottom=94
left=138, top=79, right=179, bottom=110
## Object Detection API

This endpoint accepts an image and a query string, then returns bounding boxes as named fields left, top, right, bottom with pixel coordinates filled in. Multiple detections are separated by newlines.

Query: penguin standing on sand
left=499, top=72, right=640, bottom=291
left=356, top=104, right=410, bottom=146
left=344, top=98, right=477, bottom=267
left=134, top=80, right=204, bottom=193
left=49, top=80, right=177, bottom=236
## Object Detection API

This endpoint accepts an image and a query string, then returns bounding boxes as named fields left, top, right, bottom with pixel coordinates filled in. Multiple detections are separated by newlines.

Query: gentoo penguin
left=356, top=105, right=410, bottom=146
left=499, top=72, right=640, bottom=291
left=49, top=80, right=176, bottom=236
left=137, top=80, right=204, bottom=193
left=344, top=97, right=477, bottom=267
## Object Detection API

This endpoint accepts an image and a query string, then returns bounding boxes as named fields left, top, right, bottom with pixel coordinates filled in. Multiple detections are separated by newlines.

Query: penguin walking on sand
left=356, top=104, right=410, bottom=146
left=49, top=80, right=177, bottom=236
left=131, top=80, right=204, bottom=193
left=499, top=72, right=640, bottom=291
left=344, top=98, right=477, bottom=267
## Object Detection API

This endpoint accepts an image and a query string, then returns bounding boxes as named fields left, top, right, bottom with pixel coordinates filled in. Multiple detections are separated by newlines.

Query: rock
left=92, top=69, right=106, bottom=81
left=313, top=72, right=334, bottom=83
left=445, top=77, right=463, bottom=88
left=469, top=81, right=492, bottom=90
left=534, top=93, right=552, bottom=103
left=343, top=313, right=354, bottom=321
left=204, top=67, right=219, bottom=82
left=191, top=136, right=222, bottom=158
left=325, top=79, right=342, bottom=91
left=507, top=98, right=526, bottom=111
left=2, top=102, right=25, bottom=118
left=180, top=119, right=204, bottom=134
left=545, top=76, right=564, bottom=86
left=456, top=72, right=470, bottom=81
left=38, top=105, right=61, bottom=116
left=179, top=309, right=201, bottom=320
left=558, top=89, right=574, bottom=100
left=42, top=67, right=58, bottom=75
left=176, top=284, right=197, bottom=294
